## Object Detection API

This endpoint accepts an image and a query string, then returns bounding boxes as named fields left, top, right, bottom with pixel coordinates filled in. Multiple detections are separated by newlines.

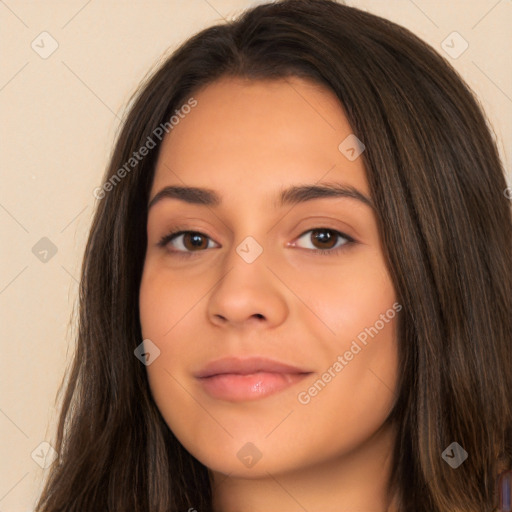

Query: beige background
left=1, top=1, right=510, bottom=510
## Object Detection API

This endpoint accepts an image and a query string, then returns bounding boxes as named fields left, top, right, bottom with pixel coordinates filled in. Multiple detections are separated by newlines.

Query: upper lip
left=195, top=356, right=312, bottom=378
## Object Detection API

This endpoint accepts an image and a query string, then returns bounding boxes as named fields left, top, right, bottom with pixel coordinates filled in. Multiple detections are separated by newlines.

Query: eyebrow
left=147, top=181, right=374, bottom=211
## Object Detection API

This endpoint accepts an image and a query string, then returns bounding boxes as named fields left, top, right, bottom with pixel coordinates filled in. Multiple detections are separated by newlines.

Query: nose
left=206, top=241, right=288, bottom=330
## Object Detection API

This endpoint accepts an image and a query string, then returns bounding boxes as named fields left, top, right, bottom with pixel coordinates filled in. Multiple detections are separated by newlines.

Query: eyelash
left=157, top=225, right=356, bottom=258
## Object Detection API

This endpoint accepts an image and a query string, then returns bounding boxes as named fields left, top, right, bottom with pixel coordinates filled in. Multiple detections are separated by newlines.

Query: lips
left=195, top=356, right=313, bottom=402
left=195, top=356, right=311, bottom=378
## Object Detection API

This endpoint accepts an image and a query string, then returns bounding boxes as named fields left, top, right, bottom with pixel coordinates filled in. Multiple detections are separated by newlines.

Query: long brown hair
left=34, top=1, right=512, bottom=510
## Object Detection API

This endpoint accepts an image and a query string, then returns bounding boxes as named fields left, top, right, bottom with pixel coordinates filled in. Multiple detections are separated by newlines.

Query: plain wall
left=1, top=1, right=510, bottom=510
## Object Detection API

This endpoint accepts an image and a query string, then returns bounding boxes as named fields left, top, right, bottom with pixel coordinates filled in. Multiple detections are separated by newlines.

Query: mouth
left=195, top=356, right=313, bottom=402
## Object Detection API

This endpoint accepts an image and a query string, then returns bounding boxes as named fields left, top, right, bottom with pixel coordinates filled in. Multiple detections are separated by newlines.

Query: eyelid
left=286, top=228, right=355, bottom=256
left=290, top=227, right=355, bottom=247
left=157, top=227, right=220, bottom=251
left=157, top=225, right=357, bottom=257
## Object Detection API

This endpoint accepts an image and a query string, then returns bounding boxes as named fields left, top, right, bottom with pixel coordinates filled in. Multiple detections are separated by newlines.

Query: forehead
left=150, top=76, right=369, bottom=203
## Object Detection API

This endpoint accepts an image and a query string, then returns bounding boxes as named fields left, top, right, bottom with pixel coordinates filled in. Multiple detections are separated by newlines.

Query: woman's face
left=139, top=76, right=399, bottom=479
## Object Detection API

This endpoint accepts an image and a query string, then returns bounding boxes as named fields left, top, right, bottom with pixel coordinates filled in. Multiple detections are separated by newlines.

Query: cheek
left=300, top=250, right=397, bottom=341
left=139, top=265, right=203, bottom=340
left=297, top=252, right=399, bottom=411
left=297, top=314, right=399, bottom=451
left=138, top=268, right=198, bottom=428
left=139, top=273, right=169, bottom=340
left=138, top=265, right=204, bottom=386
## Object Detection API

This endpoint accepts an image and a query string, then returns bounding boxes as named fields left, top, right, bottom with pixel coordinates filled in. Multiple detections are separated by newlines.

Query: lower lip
left=197, top=372, right=311, bottom=401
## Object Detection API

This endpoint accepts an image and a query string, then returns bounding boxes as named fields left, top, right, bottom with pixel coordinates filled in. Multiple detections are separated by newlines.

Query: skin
left=139, top=76, right=400, bottom=511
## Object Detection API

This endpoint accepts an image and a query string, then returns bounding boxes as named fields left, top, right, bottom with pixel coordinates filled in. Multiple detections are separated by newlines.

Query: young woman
left=34, top=0, right=512, bottom=511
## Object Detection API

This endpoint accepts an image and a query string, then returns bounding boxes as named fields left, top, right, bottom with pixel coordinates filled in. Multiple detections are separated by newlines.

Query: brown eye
left=310, top=228, right=338, bottom=250
left=293, top=228, right=354, bottom=254
left=158, top=230, right=218, bottom=254
left=180, top=232, right=209, bottom=251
